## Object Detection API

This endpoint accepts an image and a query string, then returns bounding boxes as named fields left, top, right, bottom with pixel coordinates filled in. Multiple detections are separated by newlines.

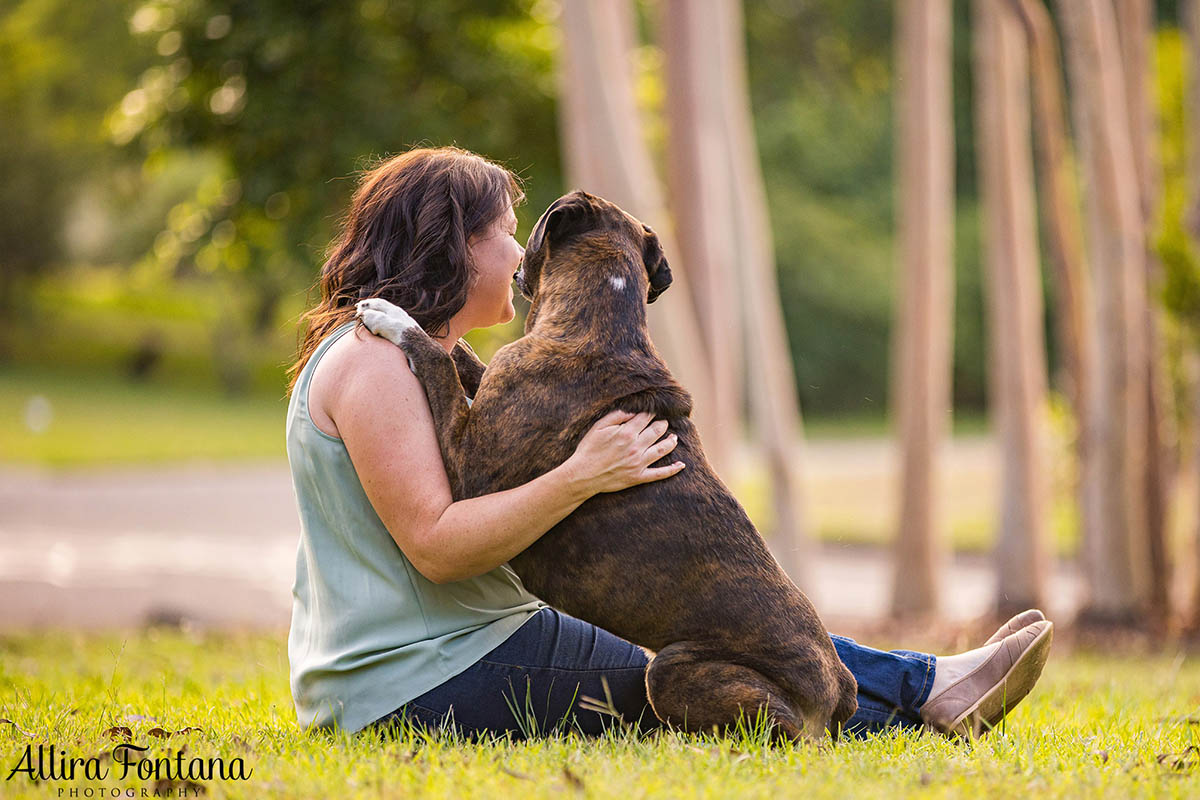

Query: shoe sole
left=945, top=622, right=1053, bottom=739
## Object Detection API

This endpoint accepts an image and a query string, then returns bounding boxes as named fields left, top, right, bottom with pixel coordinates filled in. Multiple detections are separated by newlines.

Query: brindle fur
left=369, top=191, right=858, bottom=741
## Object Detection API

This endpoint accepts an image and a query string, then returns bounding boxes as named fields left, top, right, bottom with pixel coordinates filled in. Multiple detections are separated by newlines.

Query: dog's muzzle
left=514, top=269, right=530, bottom=299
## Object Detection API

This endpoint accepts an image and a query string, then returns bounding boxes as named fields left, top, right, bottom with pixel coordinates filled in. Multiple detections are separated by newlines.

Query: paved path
left=0, top=443, right=1083, bottom=631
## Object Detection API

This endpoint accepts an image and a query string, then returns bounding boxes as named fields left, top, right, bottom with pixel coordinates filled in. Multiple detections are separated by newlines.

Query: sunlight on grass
left=1, top=630, right=1198, bottom=798
left=0, top=364, right=287, bottom=466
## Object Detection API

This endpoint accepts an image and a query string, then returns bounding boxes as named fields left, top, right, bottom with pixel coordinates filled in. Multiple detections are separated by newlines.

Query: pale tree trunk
left=1184, top=0, right=1200, bottom=631
left=974, top=0, right=1050, bottom=616
left=556, top=0, right=715, bottom=445
left=891, top=0, right=955, bottom=618
left=709, top=0, right=812, bottom=584
left=662, top=0, right=742, bottom=478
left=1058, top=0, right=1152, bottom=626
left=1116, top=0, right=1172, bottom=630
left=1008, top=0, right=1089, bottom=436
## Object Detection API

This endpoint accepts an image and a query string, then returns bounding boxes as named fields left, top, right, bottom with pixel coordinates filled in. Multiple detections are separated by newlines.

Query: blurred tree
left=973, top=0, right=1049, bottom=616
left=743, top=0, right=995, bottom=419
left=660, top=0, right=813, bottom=585
left=0, top=0, right=151, bottom=329
left=1009, top=0, right=1089, bottom=437
left=1117, top=0, right=1173, bottom=631
left=890, top=0, right=955, bottom=619
left=554, top=0, right=714, bottom=452
left=116, top=0, right=563, bottom=382
left=1167, top=0, right=1200, bottom=634
left=662, top=0, right=742, bottom=474
left=1059, top=0, right=1153, bottom=628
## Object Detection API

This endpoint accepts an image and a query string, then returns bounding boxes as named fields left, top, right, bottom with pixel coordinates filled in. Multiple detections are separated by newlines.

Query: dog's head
left=514, top=190, right=673, bottom=308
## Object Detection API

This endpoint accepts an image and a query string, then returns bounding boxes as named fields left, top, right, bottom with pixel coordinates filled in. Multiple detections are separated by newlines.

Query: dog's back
left=463, top=335, right=857, bottom=736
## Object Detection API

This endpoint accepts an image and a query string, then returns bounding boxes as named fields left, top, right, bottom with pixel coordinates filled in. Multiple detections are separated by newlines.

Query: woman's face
left=464, top=203, right=523, bottom=329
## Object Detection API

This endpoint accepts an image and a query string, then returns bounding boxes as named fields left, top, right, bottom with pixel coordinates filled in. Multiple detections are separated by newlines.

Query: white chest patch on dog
left=609, top=276, right=627, bottom=291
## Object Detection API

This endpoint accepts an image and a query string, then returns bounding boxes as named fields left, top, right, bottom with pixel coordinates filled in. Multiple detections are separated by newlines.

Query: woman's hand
left=563, top=410, right=686, bottom=495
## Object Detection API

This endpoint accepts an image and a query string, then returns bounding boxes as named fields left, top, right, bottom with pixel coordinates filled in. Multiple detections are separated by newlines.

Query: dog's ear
left=644, top=228, right=672, bottom=304
left=523, top=191, right=597, bottom=273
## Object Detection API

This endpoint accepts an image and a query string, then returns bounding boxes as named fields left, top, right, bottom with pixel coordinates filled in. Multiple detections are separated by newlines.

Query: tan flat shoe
left=984, top=609, right=1046, bottom=646
left=921, top=620, right=1053, bottom=739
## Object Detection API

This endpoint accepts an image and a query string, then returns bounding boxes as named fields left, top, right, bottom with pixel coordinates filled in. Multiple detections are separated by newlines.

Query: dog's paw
left=356, top=298, right=419, bottom=346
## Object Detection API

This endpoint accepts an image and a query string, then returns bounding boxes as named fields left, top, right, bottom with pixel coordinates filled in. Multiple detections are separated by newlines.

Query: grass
left=0, top=363, right=287, bottom=466
left=1, top=630, right=1198, bottom=798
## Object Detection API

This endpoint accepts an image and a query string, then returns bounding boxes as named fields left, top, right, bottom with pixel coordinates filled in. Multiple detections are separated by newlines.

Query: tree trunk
left=1008, top=0, right=1089, bottom=433
left=556, top=0, right=716, bottom=447
left=974, top=0, right=1050, bottom=616
left=891, top=0, right=955, bottom=619
left=1116, top=0, right=1172, bottom=630
left=662, top=0, right=743, bottom=478
left=1058, top=0, right=1152, bottom=626
left=709, top=0, right=812, bottom=585
left=1183, top=0, right=1200, bottom=631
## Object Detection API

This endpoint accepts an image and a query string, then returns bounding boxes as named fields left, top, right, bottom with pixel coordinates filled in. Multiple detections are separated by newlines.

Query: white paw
left=355, top=298, right=418, bottom=346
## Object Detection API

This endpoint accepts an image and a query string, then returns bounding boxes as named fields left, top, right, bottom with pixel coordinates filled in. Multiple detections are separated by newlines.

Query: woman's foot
left=921, top=620, right=1053, bottom=739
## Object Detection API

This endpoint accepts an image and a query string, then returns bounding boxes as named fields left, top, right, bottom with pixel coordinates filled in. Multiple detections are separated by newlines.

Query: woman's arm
left=328, top=333, right=682, bottom=584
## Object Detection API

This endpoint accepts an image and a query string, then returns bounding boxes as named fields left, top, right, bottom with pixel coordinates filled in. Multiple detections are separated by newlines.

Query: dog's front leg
left=355, top=298, right=472, bottom=495
left=450, top=339, right=486, bottom=400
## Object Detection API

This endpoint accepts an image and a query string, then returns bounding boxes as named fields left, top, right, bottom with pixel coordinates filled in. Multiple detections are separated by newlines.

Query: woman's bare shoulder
left=307, top=325, right=424, bottom=437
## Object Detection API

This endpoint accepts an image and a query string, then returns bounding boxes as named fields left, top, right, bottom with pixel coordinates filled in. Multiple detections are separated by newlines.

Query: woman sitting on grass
left=285, top=145, right=1053, bottom=741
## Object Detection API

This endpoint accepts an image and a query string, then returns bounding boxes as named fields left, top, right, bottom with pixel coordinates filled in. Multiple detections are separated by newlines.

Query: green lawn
left=0, top=363, right=288, bottom=466
left=0, top=630, right=1197, bottom=798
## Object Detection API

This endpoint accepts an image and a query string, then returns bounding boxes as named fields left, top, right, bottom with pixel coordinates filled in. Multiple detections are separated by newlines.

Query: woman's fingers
left=645, top=431, right=678, bottom=462
left=635, top=417, right=670, bottom=445
left=597, top=408, right=639, bottom=428
left=639, top=460, right=687, bottom=483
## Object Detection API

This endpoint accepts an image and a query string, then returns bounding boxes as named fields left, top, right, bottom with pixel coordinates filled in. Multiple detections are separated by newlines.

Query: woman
left=286, top=146, right=1052, bottom=741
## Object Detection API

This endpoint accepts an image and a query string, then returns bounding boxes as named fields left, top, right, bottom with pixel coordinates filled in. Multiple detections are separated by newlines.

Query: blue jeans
left=370, top=607, right=934, bottom=739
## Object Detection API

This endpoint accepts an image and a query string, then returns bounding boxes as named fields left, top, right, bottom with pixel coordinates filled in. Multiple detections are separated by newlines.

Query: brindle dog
left=355, top=190, right=858, bottom=741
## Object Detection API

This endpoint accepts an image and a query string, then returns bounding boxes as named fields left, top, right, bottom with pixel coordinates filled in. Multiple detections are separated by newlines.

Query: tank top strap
left=294, top=320, right=357, bottom=415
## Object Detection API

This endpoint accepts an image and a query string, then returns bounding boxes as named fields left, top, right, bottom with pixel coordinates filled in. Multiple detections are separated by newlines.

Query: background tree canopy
left=7, top=0, right=1188, bottom=417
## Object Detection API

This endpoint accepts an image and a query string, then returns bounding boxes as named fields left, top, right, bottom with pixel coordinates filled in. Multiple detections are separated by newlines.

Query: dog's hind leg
left=356, top=298, right=473, bottom=492
left=645, top=643, right=826, bottom=743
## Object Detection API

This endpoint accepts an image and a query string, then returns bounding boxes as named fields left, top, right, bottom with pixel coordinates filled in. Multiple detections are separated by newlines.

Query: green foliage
left=2, top=631, right=1199, bottom=798
left=0, top=0, right=151, bottom=312
left=1156, top=29, right=1200, bottom=337
left=115, top=0, right=565, bottom=333
left=744, top=0, right=990, bottom=415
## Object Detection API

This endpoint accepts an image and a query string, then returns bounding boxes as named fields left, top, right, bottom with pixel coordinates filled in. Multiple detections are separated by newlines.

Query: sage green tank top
left=286, top=321, right=544, bottom=734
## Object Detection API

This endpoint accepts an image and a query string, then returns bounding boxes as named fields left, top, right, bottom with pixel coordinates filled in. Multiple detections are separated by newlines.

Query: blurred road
left=0, top=440, right=1083, bottom=632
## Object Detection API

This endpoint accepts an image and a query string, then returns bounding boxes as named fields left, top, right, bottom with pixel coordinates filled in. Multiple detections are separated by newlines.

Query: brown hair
left=288, top=146, right=523, bottom=393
